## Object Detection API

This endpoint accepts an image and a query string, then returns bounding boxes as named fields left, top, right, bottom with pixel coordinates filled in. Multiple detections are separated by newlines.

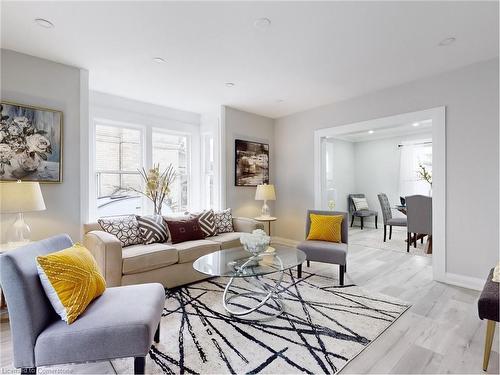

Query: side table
left=254, top=216, right=277, bottom=236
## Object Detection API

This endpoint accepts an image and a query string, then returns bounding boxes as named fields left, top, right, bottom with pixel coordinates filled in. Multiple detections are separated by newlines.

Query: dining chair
left=348, top=194, right=378, bottom=230
left=377, top=193, right=407, bottom=242
left=405, top=195, right=432, bottom=252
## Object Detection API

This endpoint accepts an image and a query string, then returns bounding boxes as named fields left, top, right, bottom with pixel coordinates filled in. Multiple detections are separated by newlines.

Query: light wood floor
left=1, top=227, right=498, bottom=374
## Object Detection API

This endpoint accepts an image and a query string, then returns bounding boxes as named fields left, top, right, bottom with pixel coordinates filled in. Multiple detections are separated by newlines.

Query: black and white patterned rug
left=113, top=268, right=410, bottom=374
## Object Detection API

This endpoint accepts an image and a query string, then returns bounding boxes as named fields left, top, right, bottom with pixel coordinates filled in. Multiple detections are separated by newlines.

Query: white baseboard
left=439, top=272, right=486, bottom=291
left=272, top=236, right=300, bottom=247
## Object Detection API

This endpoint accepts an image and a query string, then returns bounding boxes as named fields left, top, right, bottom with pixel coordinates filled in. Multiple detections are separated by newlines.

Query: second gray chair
left=406, top=195, right=432, bottom=252
left=377, top=193, right=407, bottom=242
left=0, top=234, right=165, bottom=374
left=296, top=210, right=348, bottom=285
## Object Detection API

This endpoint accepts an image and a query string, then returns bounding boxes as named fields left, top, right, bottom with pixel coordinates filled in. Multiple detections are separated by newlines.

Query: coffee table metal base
left=222, top=270, right=285, bottom=322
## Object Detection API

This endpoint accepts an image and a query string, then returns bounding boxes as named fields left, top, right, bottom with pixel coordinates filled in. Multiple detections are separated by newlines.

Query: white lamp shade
left=255, top=184, right=276, bottom=201
left=0, top=181, right=46, bottom=213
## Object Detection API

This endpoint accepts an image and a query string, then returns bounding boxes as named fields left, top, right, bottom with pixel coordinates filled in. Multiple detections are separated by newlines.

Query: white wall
left=323, top=139, right=355, bottom=212
left=223, top=106, right=274, bottom=218
left=0, top=49, right=88, bottom=242
left=274, top=58, right=499, bottom=280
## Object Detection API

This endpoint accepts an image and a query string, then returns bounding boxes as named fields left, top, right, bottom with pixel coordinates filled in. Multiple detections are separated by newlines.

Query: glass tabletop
left=193, top=245, right=306, bottom=278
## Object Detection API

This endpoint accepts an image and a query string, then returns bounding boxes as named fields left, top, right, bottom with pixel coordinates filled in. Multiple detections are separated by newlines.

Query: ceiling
left=1, top=1, right=498, bottom=118
left=333, top=120, right=432, bottom=143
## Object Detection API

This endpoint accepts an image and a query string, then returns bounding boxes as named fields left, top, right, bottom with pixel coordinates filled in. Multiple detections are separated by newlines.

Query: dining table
left=395, top=205, right=432, bottom=254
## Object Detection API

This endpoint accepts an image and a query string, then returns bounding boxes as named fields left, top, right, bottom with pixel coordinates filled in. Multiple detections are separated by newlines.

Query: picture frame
left=235, top=139, right=269, bottom=186
left=0, top=101, right=63, bottom=183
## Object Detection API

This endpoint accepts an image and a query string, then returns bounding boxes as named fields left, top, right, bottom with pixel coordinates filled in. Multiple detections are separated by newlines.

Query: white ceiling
left=1, top=1, right=498, bottom=118
left=333, top=120, right=432, bottom=143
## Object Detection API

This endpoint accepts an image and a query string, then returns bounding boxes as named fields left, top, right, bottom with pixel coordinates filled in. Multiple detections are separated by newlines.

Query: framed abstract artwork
left=0, top=101, right=63, bottom=183
left=235, top=139, right=269, bottom=186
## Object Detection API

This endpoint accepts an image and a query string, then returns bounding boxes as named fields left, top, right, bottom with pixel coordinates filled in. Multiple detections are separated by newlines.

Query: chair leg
left=389, top=225, right=393, bottom=240
left=134, top=356, right=145, bottom=375
left=360, top=217, right=364, bottom=230
left=383, top=225, right=387, bottom=242
left=297, top=264, right=302, bottom=278
left=407, top=232, right=410, bottom=252
left=21, top=369, right=36, bottom=374
left=306, top=260, right=310, bottom=267
left=414, top=234, right=417, bottom=248
left=154, top=322, right=160, bottom=343
left=375, top=215, right=378, bottom=229
left=350, top=215, right=354, bottom=227
left=344, top=262, right=347, bottom=273
left=339, top=265, right=345, bottom=286
left=421, top=236, right=424, bottom=244
left=483, top=320, right=496, bottom=371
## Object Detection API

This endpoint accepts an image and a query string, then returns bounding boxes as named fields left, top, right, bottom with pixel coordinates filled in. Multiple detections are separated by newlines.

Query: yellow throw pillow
left=307, top=214, right=343, bottom=243
left=36, top=243, right=106, bottom=324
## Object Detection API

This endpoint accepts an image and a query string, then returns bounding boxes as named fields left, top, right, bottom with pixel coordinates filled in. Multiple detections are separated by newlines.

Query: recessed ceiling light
left=438, top=37, right=456, bottom=46
left=368, top=130, right=374, bottom=134
left=152, top=57, right=167, bottom=64
left=412, top=122, right=420, bottom=127
left=225, top=82, right=235, bottom=88
left=254, top=17, right=271, bottom=30
left=34, top=18, right=54, bottom=28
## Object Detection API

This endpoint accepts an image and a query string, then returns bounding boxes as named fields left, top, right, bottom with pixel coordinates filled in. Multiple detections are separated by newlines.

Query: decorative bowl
left=240, top=229, right=271, bottom=256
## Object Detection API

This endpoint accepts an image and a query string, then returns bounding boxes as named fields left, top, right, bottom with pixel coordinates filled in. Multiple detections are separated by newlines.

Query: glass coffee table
left=193, top=245, right=306, bottom=321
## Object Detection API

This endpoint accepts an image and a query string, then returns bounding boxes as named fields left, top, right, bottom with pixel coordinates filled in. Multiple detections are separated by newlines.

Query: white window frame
left=152, top=128, right=193, bottom=212
left=89, top=118, right=146, bottom=220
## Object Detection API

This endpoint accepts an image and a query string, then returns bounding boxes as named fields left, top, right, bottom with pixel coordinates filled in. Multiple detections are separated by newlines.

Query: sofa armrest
left=83, top=230, right=123, bottom=287
left=232, top=217, right=265, bottom=233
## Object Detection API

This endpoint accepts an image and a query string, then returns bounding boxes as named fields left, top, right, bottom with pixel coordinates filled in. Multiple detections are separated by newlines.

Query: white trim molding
left=313, top=107, right=447, bottom=286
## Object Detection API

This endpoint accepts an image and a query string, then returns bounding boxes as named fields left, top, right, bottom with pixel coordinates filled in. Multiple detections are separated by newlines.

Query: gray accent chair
left=377, top=193, right=407, bottom=242
left=0, top=234, right=165, bottom=374
left=296, top=210, right=348, bottom=285
left=406, top=195, right=432, bottom=252
left=348, top=194, right=378, bottom=229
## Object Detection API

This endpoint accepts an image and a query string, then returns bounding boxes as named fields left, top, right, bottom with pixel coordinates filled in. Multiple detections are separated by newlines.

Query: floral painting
left=0, top=102, right=62, bottom=182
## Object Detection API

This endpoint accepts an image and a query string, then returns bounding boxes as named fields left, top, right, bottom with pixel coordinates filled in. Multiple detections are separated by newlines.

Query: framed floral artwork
left=0, top=102, right=62, bottom=183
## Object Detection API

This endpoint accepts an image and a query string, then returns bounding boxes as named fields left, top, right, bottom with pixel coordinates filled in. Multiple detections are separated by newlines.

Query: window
left=202, top=133, right=215, bottom=209
left=399, top=140, right=432, bottom=196
left=152, top=131, right=189, bottom=213
left=95, top=124, right=143, bottom=217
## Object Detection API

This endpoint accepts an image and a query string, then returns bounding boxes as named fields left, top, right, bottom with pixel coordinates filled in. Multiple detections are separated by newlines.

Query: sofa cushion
left=215, top=208, right=234, bottom=233
left=34, top=283, right=165, bottom=366
left=210, top=232, right=245, bottom=250
left=122, top=243, right=178, bottom=275
left=173, top=240, right=221, bottom=264
left=136, top=215, right=169, bottom=244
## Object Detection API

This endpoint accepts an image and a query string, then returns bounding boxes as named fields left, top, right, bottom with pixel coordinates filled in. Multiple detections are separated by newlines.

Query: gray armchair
left=406, top=195, right=432, bottom=252
left=0, top=234, right=165, bottom=374
left=348, top=194, right=378, bottom=229
left=296, top=210, right=348, bottom=285
left=377, top=193, right=407, bottom=242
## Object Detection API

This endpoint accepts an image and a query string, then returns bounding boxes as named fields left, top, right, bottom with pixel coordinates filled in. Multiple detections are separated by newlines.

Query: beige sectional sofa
left=83, top=217, right=264, bottom=288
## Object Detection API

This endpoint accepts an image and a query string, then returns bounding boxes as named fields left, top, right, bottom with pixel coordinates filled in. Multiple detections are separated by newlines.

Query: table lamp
left=255, top=184, right=276, bottom=217
left=0, top=181, right=46, bottom=244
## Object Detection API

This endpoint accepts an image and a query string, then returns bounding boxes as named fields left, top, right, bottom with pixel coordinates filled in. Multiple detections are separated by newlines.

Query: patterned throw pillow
left=165, top=217, right=205, bottom=244
left=352, top=197, right=369, bottom=211
left=197, top=209, right=217, bottom=237
left=97, top=215, right=142, bottom=247
left=136, top=215, right=169, bottom=244
left=214, top=208, right=234, bottom=234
